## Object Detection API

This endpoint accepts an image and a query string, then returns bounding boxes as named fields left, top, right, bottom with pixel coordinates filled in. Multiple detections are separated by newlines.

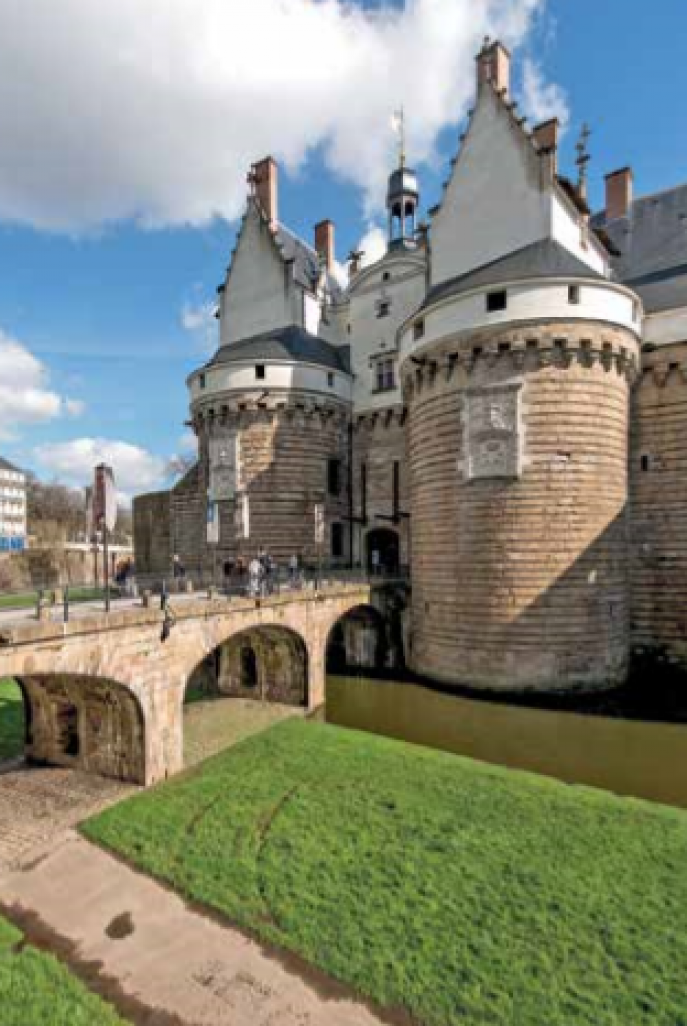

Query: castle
left=134, top=40, right=687, bottom=693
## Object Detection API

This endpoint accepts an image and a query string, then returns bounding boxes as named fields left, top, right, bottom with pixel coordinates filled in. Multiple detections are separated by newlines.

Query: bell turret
left=387, top=109, right=419, bottom=247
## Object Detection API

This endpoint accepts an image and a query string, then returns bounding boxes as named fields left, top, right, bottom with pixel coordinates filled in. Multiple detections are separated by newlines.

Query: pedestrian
left=371, top=548, right=380, bottom=576
left=289, top=553, right=299, bottom=588
left=249, top=555, right=262, bottom=597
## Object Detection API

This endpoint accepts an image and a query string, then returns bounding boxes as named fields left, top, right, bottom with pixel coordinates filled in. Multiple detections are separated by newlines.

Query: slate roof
left=421, top=238, right=605, bottom=310
left=0, top=456, right=23, bottom=473
left=592, top=183, right=687, bottom=313
left=208, top=326, right=351, bottom=374
left=274, top=224, right=344, bottom=300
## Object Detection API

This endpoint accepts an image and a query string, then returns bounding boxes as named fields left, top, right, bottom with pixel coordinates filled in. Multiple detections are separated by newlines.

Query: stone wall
left=630, top=342, right=687, bottom=667
left=404, top=321, right=640, bottom=692
left=217, top=626, right=307, bottom=704
left=133, top=490, right=171, bottom=578
left=0, top=548, right=109, bottom=591
left=352, top=406, right=409, bottom=568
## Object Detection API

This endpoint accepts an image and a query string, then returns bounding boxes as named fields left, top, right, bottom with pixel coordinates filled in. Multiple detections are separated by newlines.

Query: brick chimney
left=476, top=39, right=511, bottom=95
left=314, top=219, right=335, bottom=272
left=605, top=167, right=633, bottom=221
left=533, top=117, right=559, bottom=173
left=252, top=156, right=278, bottom=227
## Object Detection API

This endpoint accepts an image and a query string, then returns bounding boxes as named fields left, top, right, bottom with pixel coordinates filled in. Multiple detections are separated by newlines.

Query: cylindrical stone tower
left=400, top=275, right=641, bottom=692
left=186, top=330, right=351, bottom=574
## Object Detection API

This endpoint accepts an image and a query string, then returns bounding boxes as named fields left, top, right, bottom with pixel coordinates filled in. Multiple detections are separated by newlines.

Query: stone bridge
left=0, top=583, right=381, bottom=787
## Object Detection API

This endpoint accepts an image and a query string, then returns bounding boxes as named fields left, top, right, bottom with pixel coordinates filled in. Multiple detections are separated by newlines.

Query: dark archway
left=186, top=625, right=309, bottom=708
left=13, top=674, right=146, bottom=784
left=365, top=528, right=400, bottom=574
left=326, top=604, right=388, bottom=673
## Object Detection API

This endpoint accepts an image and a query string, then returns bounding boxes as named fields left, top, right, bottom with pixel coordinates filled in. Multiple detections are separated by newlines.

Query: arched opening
left=365, top=527, right=400, bottom=575
left=183, top=626, right=309, bottom=766
left=11, top=674, right=145, bottom=784
left=326, top=604, right=388, bottom=674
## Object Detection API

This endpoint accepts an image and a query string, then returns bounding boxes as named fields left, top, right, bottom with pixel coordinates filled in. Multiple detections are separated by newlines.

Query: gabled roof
left=208, top=325, right=350, bottom=374
left=274, top=224, right=344, bottom=300
left=0, top=456, right=23, bottom=473
left=420, top=238, right=605, bottom=310
left=592, top=182, right=687, bottom=313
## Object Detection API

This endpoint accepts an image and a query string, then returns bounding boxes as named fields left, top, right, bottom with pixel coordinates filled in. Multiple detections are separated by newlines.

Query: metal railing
left=0, top=564, right=409, bottom=621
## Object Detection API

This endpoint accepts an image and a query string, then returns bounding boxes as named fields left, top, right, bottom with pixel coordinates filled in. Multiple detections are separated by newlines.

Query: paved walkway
left=0, top=833, right=386, bottom=1026
left=0, top=762, right=133, bottom=872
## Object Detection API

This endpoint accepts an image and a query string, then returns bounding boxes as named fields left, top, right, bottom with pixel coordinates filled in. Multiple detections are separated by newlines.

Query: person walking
left=249, top=555, right=262, bottom=597
left=289, top=553, right=299, bottom=589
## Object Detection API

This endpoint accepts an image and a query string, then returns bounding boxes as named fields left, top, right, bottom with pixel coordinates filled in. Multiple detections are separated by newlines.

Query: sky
left=0, top=0, right=685, bottom=500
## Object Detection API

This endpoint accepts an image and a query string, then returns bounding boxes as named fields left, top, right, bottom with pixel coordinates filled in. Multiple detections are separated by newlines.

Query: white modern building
left=0, top=457, right=27, bottom=552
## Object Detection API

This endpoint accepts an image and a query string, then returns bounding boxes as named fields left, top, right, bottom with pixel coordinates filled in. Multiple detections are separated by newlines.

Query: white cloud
left=521, top=57, right=569, bottom=131
left=181, top=299, right=217, bottom=353
left=0, top=0, right=549, bottom=231
left=178, top=430, right=197, bottom=453
left=0, top=330, right=84, bottom=440
left=34, top=438, right=166, bottom=498
left=357, top=224, right=388, bottom=269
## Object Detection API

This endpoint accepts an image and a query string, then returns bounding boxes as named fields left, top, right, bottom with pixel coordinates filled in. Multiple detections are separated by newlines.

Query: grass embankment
left=0, top=679, right=23, bottom=761
left=84, top=718, right=687, bottom=1026
left=0, top=911, right=126, bottom=1025
left=0, top=587, right=108, bottom=610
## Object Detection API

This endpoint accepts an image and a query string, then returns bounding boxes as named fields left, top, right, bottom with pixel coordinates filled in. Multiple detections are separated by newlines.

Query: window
left=255, top=364, right=266, bottom=380
left=199, top=373, right=206, bottom=390
left=327, top=458, right=341, bottom=496
left=375, top=357, right=395, bottom=392
left=331, top=522, right=344, bottom=558
left=641, top=454, right=651, bottom=472
left=382, top=271, right=391, bottom=282
left=486, top=290, right=507, bottom=312
left=568, top=284, right=580, bottom=305
left=413, top=319, right=425, bottom=341
left=377, top=300, right=390, bottom=318
left=327, top=371, right=335, bottom=388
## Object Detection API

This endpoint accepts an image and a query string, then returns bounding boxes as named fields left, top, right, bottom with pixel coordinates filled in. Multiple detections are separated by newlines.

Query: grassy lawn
left=83, top=719, right=687, bottom=1026
left=0, top=911, right=126, bottom=1025
left=0, top=587, right=109, bottom=610
left=0, top=679, right=23, bottom=761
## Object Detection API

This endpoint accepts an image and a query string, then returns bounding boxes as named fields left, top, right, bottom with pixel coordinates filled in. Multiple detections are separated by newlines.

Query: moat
left=324, top=675, right=687, bottom=810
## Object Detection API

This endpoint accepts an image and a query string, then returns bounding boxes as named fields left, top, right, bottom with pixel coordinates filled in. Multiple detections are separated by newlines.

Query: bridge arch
left=326, top=603, right=388, bottom=673
left=184, top=624, right=309, bottom=707
left=14, top=673, right=146, bottom=784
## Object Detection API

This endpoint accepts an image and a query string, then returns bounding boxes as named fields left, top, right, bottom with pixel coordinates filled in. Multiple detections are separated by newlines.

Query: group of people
left=242, top=550, right=302, bottom=597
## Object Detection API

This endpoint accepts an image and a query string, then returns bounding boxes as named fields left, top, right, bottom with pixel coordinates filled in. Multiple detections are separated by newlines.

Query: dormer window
left=376, top=300, right=391, bottom=318
left=382, top=271, right=391, bottom=282
left=486, top=290, right=507, bottom=313
left=413, top=319, right=425, bottom=341
left=255, top=364, right=266, bottom=380
left=568, top=284, right=581, bottom=305
left=199, top=373, right=206, bottom=390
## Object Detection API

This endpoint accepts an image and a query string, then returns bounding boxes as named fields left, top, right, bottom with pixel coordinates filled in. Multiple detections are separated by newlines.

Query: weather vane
left=391, top=107, right=406, bottom=169
left=575, top=122, right=591, bottom=198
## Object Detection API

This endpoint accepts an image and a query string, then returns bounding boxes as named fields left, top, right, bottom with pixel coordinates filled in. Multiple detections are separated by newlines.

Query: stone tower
left=399, top=40, right=642, bottom=691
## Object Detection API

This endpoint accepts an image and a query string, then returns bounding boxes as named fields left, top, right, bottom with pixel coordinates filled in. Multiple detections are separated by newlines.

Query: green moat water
left=325, top=674, right=687, bottom=810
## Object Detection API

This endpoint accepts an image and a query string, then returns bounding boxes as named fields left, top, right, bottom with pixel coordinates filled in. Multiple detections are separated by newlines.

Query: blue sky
left=0, top=0, right=685, bottom=497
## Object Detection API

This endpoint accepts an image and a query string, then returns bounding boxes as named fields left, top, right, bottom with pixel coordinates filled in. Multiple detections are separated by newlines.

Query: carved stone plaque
left=209, top=433, right=239, bottom=500
left=465, top=382, right=523, bottom=480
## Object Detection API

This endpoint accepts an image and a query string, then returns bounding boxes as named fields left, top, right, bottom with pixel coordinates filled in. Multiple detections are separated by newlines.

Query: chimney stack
left=252, top=156, right=278, bottom=227
left=605, top=167, right=633, bottom=221
left=476, top=39, right=511, bottom=96
left=314, top=219, right=335, bottom=273
left=533, top=118, right=559, bottom=173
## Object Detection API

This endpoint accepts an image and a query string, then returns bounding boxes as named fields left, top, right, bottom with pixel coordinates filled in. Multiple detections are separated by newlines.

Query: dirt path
left=0, top=832, right=387, bottom=1026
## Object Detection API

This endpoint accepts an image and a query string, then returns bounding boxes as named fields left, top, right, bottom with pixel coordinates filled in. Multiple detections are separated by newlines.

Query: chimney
left=476, top=39, right=511, bottom=96
left=252, top=156, right=278, bottom=227
left=314, top=219, right=335, bottom=273
left=348, top=249, right=363, bottom=277
left=533, top=118, right=559, bottom=173
left=605, top=167, right=633, bottom=221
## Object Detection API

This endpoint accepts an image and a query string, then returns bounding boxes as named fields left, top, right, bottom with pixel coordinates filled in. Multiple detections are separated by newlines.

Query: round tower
left=187, top=327, right=351, bottom=573
left=399, top=259, right=641, bottom=692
